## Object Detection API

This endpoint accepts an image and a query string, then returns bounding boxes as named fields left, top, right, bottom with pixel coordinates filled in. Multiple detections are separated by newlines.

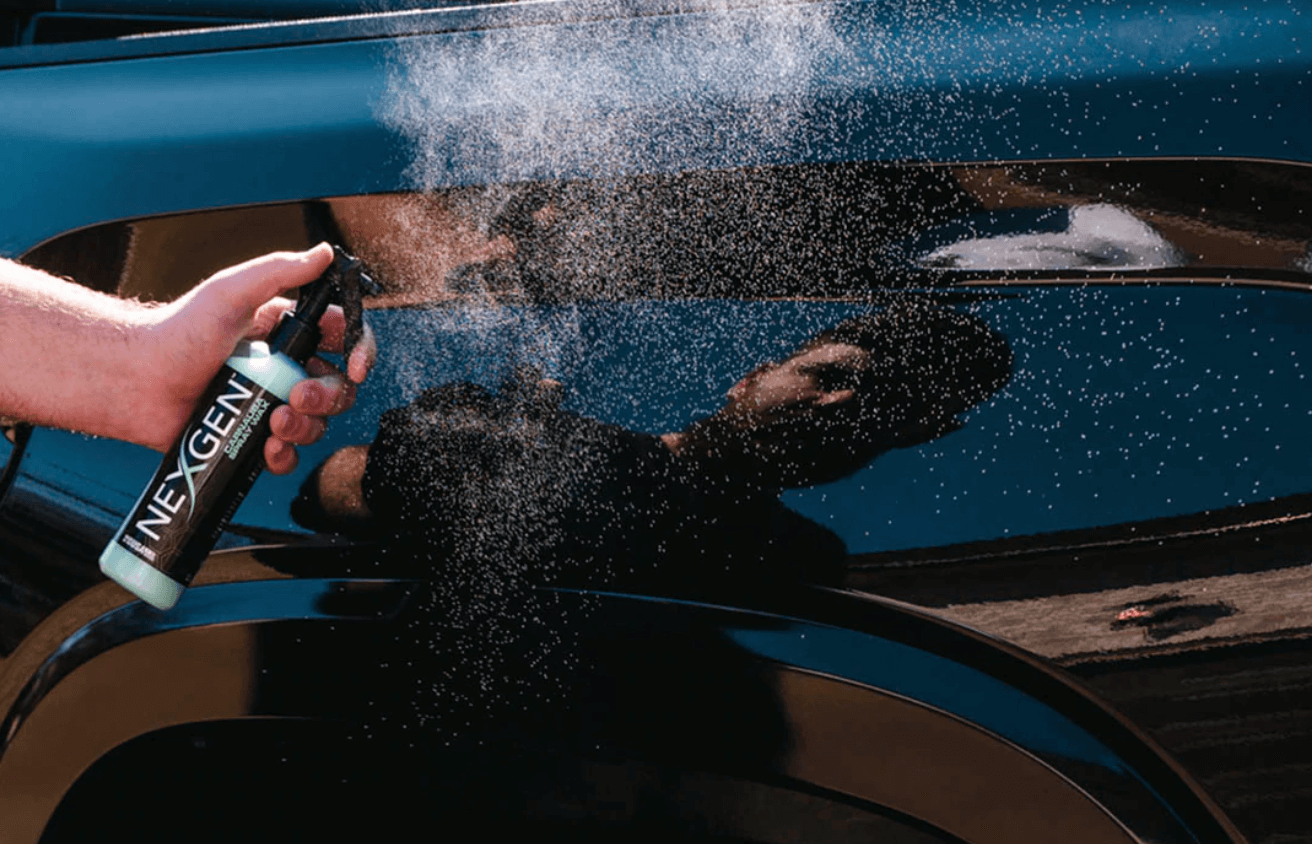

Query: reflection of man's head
left=685, top=304, right=1014, bottom=488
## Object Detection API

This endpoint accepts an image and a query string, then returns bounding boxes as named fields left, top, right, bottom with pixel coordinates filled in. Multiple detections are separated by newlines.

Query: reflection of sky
left=44, top=286, right=1312, bottom=557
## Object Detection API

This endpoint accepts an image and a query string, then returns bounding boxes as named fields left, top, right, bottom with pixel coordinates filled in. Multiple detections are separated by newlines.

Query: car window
left=18, top=159, right=1312, bottom=570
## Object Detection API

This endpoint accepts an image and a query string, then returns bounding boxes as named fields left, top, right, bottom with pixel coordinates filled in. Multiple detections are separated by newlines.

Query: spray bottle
left=99, top=246, right=378, bottom=611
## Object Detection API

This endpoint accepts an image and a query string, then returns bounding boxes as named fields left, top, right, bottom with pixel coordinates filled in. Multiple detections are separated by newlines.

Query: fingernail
left=301, top=242, right=332, bottom=263
left=269, top=405, right=290, bottom=438
left=348, top=347, right=368, bottom=384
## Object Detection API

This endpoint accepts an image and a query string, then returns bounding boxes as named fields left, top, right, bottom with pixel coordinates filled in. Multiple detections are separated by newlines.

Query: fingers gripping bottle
left=99, top=247, right=377, bottom=611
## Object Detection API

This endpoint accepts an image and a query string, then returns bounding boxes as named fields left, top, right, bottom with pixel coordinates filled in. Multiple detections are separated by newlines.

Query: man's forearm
left=0, top=258, right=151, bottom=442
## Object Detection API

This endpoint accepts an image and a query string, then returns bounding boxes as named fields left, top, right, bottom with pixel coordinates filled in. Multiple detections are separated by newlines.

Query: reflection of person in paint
left=294, top=304, right=1013, bottom=587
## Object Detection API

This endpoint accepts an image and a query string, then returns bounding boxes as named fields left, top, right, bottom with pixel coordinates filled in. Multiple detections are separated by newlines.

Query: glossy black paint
left=0, top=577, right=417, bottom=749
left=0, top=546, right=1243, bottom=844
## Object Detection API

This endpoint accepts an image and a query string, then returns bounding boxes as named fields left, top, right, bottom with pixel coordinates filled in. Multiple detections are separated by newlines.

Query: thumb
left=206, top=243, right=335, bottom=312
left=182, top=244, right=335, bottom=342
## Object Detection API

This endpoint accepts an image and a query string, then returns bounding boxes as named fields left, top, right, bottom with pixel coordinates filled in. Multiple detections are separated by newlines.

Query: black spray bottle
left=100, top=246, right=377, bottom=611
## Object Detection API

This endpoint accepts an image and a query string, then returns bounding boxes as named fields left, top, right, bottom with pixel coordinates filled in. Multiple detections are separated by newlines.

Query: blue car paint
left=0, top=39, right=405, bottom=255
left=795, top=285, right=1312, bottom=552
left=0, top=0, right=1308, bottom=255
left=26, top=285, right=1312, bottom=556
left=364, top=291, right=1312, bottom=554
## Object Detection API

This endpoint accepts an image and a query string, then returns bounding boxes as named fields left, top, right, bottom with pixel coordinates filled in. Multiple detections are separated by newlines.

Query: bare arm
left=0, top=244, right=374, bottom=474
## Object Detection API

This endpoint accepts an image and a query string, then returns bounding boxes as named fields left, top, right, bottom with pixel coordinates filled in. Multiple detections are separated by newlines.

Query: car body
left=0, top=1, right=1309, bottom=841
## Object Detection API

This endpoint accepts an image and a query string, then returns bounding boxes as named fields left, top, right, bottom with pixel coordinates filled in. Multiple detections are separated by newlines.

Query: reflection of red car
left=1, top=3, right=1310, bottom=842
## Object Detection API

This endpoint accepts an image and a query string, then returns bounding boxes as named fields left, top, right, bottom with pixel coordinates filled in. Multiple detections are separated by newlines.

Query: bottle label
left=111, top=366, right=282, bottom=583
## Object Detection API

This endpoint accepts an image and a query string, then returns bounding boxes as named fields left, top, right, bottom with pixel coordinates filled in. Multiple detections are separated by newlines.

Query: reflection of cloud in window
left=919, top=204, right=1183, bottom=271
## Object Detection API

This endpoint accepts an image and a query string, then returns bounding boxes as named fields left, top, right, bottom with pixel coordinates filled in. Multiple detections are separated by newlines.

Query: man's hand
left=0, top=244, right=374, bottom=472
left=139, top=243, right=376, bottom=474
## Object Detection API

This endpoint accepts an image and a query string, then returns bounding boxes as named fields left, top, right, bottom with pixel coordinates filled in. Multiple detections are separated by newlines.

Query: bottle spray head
left=332, top=247, right=382, bottom=370
left=268, top=246, right=380, bottom=365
